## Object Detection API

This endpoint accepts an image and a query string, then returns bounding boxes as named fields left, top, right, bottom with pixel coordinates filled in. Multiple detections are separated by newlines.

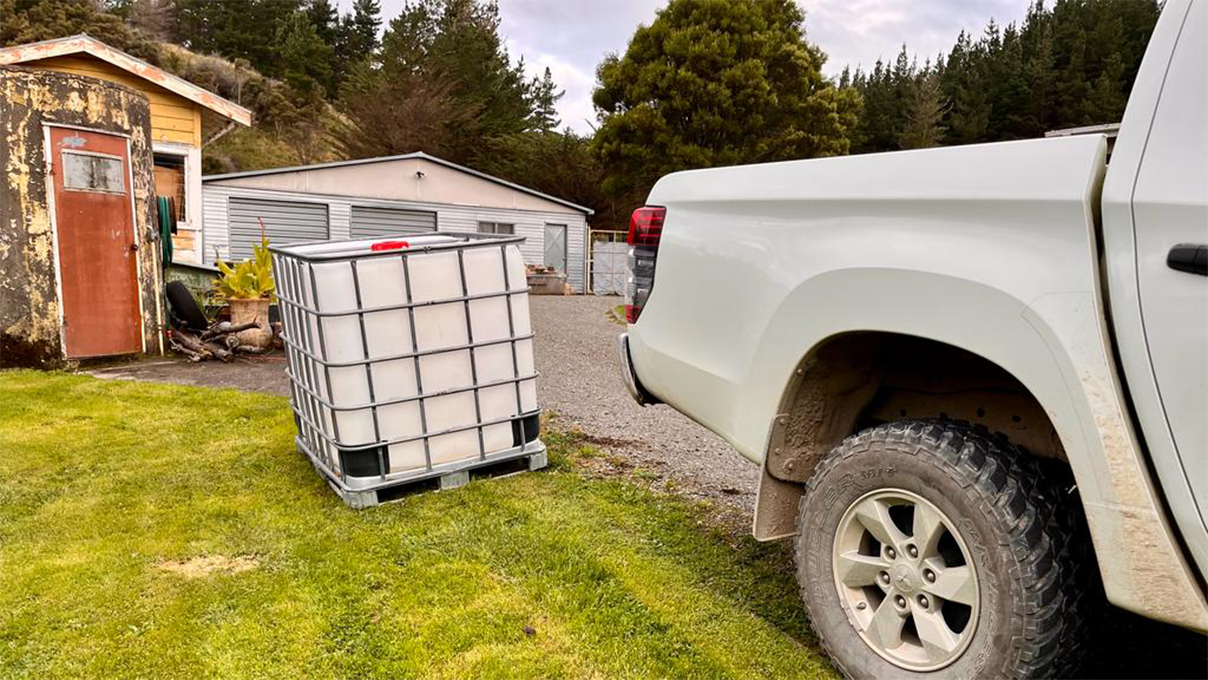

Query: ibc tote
left=270, top=233, right=544, bottom=507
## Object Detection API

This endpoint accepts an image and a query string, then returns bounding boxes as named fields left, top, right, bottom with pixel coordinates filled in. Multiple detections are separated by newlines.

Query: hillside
left=154, top=43, right=342, bottom=174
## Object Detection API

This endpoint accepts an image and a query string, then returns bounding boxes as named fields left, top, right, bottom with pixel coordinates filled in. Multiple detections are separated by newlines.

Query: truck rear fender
left=749, top=268, right=1208, bottom=630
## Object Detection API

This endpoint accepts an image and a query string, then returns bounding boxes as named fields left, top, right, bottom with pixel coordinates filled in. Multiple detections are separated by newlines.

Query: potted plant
left=214, top=236, right=275, bottom=348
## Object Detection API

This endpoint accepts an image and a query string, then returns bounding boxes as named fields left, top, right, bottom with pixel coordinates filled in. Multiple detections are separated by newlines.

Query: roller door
left=350, top=205, right=437, bottom=237
left=228, top=197, right=329, bottom=260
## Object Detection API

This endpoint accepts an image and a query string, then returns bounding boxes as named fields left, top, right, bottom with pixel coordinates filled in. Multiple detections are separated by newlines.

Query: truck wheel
left=795, top=420, right=1092, bottom=679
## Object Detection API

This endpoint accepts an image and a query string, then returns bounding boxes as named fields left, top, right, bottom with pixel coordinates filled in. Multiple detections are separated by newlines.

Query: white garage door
left=350, top=205, right=437, bottom=237
left=228, top=197, right=329, bottom=261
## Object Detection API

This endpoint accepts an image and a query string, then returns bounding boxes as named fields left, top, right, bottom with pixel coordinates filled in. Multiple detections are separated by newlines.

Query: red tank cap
left=370, top=241, right=410, bottom=251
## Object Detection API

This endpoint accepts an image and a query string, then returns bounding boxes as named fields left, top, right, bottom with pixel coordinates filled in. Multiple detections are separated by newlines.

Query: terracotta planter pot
left=229, top=297, right=271, bottom=348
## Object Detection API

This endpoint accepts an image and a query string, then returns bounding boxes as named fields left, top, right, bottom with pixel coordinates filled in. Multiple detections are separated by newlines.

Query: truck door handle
left=1167, top=244, right=1207, bottom=276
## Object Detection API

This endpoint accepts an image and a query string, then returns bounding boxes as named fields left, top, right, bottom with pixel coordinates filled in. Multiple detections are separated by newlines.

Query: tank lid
left=270, top=233, right=522, bottom=261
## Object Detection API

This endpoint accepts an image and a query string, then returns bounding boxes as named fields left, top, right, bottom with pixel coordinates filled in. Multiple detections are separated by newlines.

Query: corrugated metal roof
left=203, top=152, right=594, bottom=215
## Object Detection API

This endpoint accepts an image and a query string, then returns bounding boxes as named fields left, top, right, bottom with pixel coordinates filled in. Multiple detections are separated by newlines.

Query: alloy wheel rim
left=832, top=488, right=980, bottom=671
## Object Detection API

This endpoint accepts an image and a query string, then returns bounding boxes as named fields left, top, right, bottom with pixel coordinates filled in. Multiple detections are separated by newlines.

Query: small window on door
left=61, top=152, right=125, bottom=193
left=478, top=221, right=515, bottom=235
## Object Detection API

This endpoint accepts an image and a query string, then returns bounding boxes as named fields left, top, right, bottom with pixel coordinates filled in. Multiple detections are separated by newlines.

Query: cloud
left=801, top=0, right=1030, bottom=74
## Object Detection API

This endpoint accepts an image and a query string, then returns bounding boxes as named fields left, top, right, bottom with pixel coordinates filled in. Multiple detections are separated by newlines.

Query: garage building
left=202, top=153, right=593, bottom=292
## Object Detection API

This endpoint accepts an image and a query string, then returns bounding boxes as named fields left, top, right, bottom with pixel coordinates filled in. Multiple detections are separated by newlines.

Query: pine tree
left=332, top=64, right=476, bottom=160
left=338, top=0, right=555, bottom=165
left=301, top=0, right=340, bottom=96
left=2, top=0, right=160, bottom=60
left=276, top=11, right=333, bottom=97
left=306, top=0, right=339, bottom=47
left=593, top=0, right=859, bottom=200
left=175, top=0, right=302, bottom=77
left=338, top=0, right=382, bottom=66
left=898, top=70, right=948, bottom=150
left=527, top=67, right=563, bottom=132
left=1089, top=52, right=1126, bottom=123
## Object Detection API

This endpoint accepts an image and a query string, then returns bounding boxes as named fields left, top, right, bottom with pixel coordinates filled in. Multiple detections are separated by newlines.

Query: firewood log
left=173, top=330, right=211, bottom=356
left=169, top=338, right=205, bottom=362
left=201, top=321, right=258, bottom=340
left=204, top=342, right=232, bottom=362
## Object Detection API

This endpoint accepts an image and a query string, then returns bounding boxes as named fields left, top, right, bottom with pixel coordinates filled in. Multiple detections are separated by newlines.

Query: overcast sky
left=342, top=0, right=1031, bottom=134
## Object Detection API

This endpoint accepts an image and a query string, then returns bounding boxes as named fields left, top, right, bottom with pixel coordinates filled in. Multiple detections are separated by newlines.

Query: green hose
left=157, top=195, right=174, bottom=267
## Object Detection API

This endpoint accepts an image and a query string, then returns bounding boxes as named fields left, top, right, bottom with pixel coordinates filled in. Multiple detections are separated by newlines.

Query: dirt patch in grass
left=156, top=555, right=259, bottom=578
left=575, top=431, right=651, bottom=452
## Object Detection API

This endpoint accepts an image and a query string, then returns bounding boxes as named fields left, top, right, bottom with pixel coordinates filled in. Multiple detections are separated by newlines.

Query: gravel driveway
left=531, top=296, right=759, bottom=507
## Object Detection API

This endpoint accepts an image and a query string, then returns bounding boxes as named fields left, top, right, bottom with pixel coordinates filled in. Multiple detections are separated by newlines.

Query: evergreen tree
left=527, top=67, right=563, bottom=132
left=845, top=0, right=1159, bottom=152
left=302, top=0, right=341, bottom=96
left=175, top=0, right=302, bottom=77
left=333, top=64, right=476, bottom=160
left=2, top=0, right=160, bottom=60
left=340, top=0, right=549, bottom=165
left=276, top=11, right=333, bottom=97
left=898, top=70, right=948, bottom=149
left=335, top=0, right=382, bottom=75
left=592, top=0, right=859, bottom=201
left=851, top=59, right=898, bottom=153
left=1089, top=52, right=1126, bottom=122
left=477, top=130, right=620, bottom=227
left=1022, top=3, right=1058, bottom=136
left=306, top=0, right=339, bottom=47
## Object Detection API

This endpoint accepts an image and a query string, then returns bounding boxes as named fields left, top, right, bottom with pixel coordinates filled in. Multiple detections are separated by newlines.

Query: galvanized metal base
left=298, top=436, right=548, bottom=509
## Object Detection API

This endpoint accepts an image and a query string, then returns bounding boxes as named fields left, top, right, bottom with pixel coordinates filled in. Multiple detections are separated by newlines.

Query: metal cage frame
left=271, top=233, right=544, bottom=493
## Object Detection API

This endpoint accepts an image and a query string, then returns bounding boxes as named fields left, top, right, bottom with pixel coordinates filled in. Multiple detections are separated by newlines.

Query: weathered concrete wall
left=0, top=65, right=160, bottom=367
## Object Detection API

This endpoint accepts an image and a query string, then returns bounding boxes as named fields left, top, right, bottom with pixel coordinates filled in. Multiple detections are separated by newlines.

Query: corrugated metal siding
left=203, top=184, right=589, bottom=292
left=228, top=197, right=329, bottom=260
left=350, top=205, right=437, bottom=237
left=201, top=187, right=229, bottom=261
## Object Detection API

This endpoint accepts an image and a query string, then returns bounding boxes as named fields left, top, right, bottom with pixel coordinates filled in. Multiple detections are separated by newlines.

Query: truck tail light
left=625, top=206, right=665, bottom=323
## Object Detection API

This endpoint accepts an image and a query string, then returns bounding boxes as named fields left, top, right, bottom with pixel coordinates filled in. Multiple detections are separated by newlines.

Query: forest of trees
left=841, top=0, right=1159, bottom=153
left=0, top=0, right=1161, bottom=230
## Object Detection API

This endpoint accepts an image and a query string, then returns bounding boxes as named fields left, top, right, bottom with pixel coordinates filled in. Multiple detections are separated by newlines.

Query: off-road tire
left=795, top=420, right=1095, bottom=679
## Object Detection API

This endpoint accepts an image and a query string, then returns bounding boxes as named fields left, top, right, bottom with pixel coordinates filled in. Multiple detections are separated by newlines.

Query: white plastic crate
left=270, top=233, right=543, bottom=502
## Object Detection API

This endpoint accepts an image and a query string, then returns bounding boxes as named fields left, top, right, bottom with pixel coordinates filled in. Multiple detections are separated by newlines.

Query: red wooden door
left=49, top=127, right=142, bottom=358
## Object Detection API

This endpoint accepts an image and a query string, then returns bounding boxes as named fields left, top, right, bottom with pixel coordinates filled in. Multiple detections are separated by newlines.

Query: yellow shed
left=0, top=34, right=252, bottom=264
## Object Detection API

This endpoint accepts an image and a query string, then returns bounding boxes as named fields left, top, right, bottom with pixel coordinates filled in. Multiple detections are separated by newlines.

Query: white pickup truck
left=618, top=1, right=1206, bottom=677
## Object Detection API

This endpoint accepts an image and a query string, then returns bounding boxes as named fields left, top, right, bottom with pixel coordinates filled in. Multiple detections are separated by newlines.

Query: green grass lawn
left=0, top=371, right=834, bottom=679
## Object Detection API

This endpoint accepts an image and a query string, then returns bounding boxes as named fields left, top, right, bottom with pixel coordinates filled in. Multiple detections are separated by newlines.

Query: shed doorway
left=544, top=223, right=567, bottom=273
left=49, top=126, right=142, bottom=358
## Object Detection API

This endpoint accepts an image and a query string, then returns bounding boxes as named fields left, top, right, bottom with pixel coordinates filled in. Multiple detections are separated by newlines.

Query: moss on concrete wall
left=1, top=65, right=160, bottom=367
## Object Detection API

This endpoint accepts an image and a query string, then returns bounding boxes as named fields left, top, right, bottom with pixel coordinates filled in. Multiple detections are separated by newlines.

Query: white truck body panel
left=635, top=135, right=1109, bottom=465
left=1103, top=0, right=1208, bottom=581
left=629, top=69, right=1208, bottom=627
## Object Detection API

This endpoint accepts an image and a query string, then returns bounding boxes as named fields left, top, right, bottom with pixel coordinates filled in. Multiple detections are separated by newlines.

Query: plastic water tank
left=270, top=233, right=541, bottom=493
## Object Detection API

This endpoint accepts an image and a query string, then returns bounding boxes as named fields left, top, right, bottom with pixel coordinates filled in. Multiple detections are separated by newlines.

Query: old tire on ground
left=795, top=420, right=1093, bottom=679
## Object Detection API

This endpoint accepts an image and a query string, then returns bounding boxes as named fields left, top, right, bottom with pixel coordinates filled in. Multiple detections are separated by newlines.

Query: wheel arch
left=742, top=268, right=1208, bottom=630
left=750, top=328, right=1071, bottom=542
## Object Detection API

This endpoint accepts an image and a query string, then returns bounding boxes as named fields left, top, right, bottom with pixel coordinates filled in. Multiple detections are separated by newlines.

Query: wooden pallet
left=313, top=449, right=548, bottom=509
